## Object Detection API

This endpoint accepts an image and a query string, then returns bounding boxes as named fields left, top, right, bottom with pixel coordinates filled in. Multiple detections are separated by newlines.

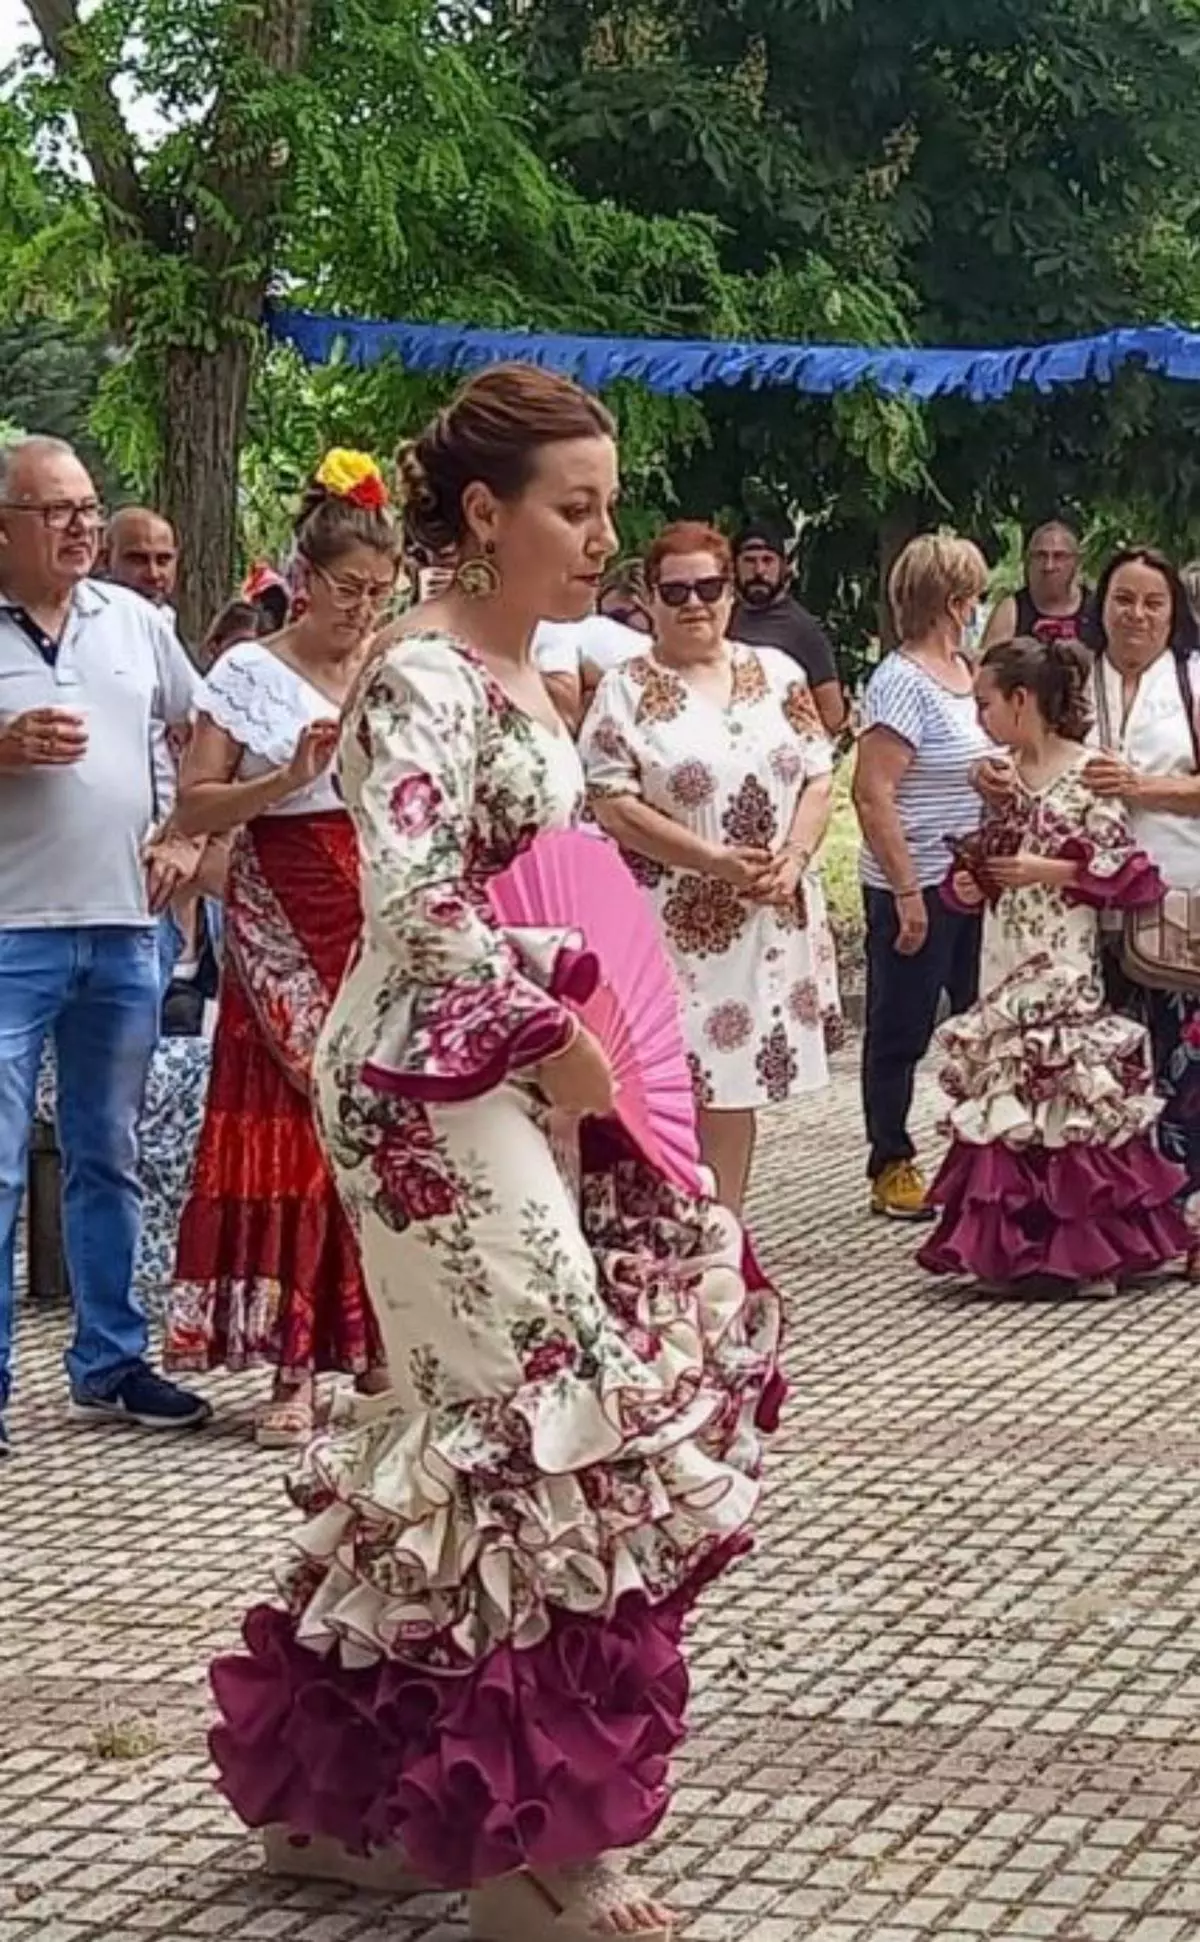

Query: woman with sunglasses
left=582, top=520, right=834, bottom=1210
left=164, top=452, right=400, bottom=1446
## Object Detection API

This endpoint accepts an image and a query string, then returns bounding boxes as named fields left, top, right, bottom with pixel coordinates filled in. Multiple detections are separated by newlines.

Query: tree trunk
left=159, top=335, right=254, bottom=650
left=877, top=505, right=919, bottom=650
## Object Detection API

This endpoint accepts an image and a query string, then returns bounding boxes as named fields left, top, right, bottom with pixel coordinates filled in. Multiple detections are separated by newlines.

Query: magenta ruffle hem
left=210, top=1538, right=747, bottom=1889
left=924, top=843, right=1191, bottom=1285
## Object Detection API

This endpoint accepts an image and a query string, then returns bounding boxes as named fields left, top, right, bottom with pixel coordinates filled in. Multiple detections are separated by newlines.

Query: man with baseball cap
left=731, top=520, right=846, bottom=735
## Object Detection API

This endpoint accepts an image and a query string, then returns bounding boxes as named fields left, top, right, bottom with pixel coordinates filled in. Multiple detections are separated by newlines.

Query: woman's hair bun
left=395, top=436, right=455, bottom=556
left=394, top=363, right=615, bottom=559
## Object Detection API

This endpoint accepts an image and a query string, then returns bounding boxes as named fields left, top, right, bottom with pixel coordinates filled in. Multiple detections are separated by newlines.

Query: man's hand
left=143, top=830, right=204, bottom=913
left=0, top=707, right=89, bottom=769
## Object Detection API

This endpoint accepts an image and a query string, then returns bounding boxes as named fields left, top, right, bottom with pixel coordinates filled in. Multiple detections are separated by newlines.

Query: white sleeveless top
left=196, top=640, right=344, bottom=817
left=1091, top=649, right=1200, bottom=891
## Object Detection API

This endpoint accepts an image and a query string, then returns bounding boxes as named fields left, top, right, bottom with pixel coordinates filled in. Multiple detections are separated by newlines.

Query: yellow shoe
left=870, top=1159, right=935, bottom=1222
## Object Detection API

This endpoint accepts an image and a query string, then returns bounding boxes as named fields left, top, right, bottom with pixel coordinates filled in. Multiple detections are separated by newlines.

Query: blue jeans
left=0, top=926, right=161, bottom=1411
left=156, top=911, right=183, bottom=994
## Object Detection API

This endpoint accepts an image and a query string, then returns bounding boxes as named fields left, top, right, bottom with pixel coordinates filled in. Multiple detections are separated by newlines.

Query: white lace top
left=196, top=640, right=344, bottom=816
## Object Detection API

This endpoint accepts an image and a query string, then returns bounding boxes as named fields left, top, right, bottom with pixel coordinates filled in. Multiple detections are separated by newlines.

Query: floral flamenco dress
left=918, top=756, right=1192, bottom=1287
left=209, top=633, right=783, bottom=1889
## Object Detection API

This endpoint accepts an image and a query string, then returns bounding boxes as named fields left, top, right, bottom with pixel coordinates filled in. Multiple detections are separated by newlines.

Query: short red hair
left=644, top=520, right=733, bottom=588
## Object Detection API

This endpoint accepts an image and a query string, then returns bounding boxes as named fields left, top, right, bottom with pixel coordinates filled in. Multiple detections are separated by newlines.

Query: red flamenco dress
left=167, top=809, right=383, bottom=1381
left=919, top=759, right=1191, bottom=1287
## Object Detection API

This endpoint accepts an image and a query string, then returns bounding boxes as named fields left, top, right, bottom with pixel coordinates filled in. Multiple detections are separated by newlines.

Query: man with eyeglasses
left=0, top=434, right=212, bottom=1453
left=731, top=521, right=848, bottom=737
left=980, top=517, right=1102, bottom=653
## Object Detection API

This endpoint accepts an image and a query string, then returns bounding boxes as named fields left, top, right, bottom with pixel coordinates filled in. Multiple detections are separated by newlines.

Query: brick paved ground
left=6, top=1049, right=1200, bottom=1942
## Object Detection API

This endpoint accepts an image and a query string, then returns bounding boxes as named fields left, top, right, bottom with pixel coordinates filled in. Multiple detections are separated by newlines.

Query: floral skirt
left=208, top=1068, right=782, bottom=1887
left=919, top=956, right=1190, bottom=1282
left=36, top=1036, right=211, bottom=1307
left=166, top=964, right=382, bottom=1379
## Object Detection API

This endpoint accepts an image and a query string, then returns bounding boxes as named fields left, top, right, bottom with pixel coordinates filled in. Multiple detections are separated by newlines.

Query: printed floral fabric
left=223, top=814, right=361, bottom=1095
left=168, top=811, right=382, bottom=1379
left=332, top=637, right=582, bottom=1100
left=224, top=627, right=782, bottom=1695
left=209, top=631, right=785, bottom=1879
left=933, top=759, right=1169, bottom=1151
left=580, top=645, right=837, bottom=1110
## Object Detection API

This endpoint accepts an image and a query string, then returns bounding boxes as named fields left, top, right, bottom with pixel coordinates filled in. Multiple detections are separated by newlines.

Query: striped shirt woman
left=859, top=653, right=988, bottom=890
left=852, top=535, right=991, bottom=1221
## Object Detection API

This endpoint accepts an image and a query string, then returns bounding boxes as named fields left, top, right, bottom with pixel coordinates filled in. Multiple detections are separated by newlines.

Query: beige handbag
left=1094, top=654, right=1200, bottom=994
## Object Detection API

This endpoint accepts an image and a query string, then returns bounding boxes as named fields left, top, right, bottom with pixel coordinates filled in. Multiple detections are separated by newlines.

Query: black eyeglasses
left=0, top=498, right=105, bottom=531
left=656, top=576, right=729, bottom=609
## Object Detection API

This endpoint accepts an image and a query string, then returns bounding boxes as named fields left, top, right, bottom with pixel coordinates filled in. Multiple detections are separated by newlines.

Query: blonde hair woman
left=852, top=533, right=991, bottom=1220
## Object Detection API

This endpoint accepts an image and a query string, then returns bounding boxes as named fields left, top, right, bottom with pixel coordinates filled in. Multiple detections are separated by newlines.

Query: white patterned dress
left=919, top=757, right=1192, bottom=1284
left=581, top=643, right=834, bottom=1109
left=208, top=632, right=782, bottom=1890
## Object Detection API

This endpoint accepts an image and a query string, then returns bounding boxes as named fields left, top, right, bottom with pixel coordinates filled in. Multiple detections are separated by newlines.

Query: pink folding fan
left=489, top=828, right=704, bottom=1196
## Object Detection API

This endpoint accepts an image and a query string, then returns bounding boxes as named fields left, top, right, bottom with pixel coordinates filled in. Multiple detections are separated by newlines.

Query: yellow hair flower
left=315, top=448, right=389, bottom=508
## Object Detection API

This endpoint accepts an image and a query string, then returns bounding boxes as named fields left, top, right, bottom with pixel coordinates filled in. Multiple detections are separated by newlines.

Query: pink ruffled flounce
left=918, top=1138, right=1191, bottom=1284
left=209, top=1538, right=745, bottom=1889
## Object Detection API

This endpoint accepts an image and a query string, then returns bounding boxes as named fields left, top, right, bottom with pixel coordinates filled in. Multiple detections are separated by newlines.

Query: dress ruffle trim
left=209, top=1192, right=780, bottom=1886
left=210, top=1544, right=739, bottom=1888
left=919, top=1138, right=1191, bottom=1282
left=933, top=956, right=1162, bottom=1149
left=362, top=930, right=592, bottom=1105
left=267, top=1200, right=776, bottom=1667
left=199, top=650, right=318, bottom=766
left=1058, top=839, right=1165, bottom=911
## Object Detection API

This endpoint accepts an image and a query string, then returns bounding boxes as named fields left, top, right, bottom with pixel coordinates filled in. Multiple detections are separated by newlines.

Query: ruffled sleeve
left=196, top=642, right=316, bottom=764
left=1060, top=792, right=1165, bottom=909
left=348, top=640, right=577, bottom=1103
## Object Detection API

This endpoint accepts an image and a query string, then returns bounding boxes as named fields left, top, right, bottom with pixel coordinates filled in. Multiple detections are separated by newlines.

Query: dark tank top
left=1014, top=585, right=1101, bottom=649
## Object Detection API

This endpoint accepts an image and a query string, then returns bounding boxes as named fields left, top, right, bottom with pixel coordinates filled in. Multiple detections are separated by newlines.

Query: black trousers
left=861, top=886, right=982, bottom=1179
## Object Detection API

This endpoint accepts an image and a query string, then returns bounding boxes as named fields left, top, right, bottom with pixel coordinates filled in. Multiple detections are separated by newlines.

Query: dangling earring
left=455, top=542, right=501, bottom=600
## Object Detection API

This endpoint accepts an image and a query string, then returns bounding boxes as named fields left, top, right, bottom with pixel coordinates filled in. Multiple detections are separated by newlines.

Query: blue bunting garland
left=265, top=305, right=1200, bottom=404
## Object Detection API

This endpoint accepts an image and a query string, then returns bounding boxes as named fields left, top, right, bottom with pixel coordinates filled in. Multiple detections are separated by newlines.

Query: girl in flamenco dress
left=208, top=364, right=783, bottom=1941
left=919, top=635, right=1191, bottom=1298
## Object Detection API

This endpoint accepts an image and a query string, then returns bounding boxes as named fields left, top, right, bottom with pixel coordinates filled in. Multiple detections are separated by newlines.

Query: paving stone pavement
left=7, top=1048, right=1200, bottom=1942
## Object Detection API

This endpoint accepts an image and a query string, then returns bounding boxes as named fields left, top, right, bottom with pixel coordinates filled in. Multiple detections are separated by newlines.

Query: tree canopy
left=515, top=0, right=1200, bottom=649
left=2, top=0, right=1199, bottom=654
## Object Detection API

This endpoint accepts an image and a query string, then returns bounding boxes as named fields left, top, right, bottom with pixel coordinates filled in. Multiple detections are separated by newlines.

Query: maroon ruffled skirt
left=918, top=1138, right=1191, bottom=1284
left=209, top=1536, right=747, bottom=1888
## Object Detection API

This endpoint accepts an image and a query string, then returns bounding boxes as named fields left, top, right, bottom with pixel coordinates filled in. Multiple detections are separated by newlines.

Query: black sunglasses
left=656, top=576, right=729, bottom=609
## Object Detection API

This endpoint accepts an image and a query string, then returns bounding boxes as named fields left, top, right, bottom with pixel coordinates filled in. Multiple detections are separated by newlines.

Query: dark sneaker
left=70, top=1366, right=212, bottom=1431
left=0, top=1417, right=9, bottom=1458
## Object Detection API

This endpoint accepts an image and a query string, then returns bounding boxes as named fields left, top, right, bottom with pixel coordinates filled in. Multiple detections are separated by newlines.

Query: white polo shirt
left=0, top=579, right=198, bottom=929
left=534, top=614, right=646, bottom=679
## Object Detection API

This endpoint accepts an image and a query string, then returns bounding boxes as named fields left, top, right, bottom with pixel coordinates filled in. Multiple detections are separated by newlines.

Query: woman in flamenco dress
left=919, top=634, right=1191, bottom=1296
left=208, top=364, right=783, bottom=1941
left=167, top=457, right=399, bottom=1443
